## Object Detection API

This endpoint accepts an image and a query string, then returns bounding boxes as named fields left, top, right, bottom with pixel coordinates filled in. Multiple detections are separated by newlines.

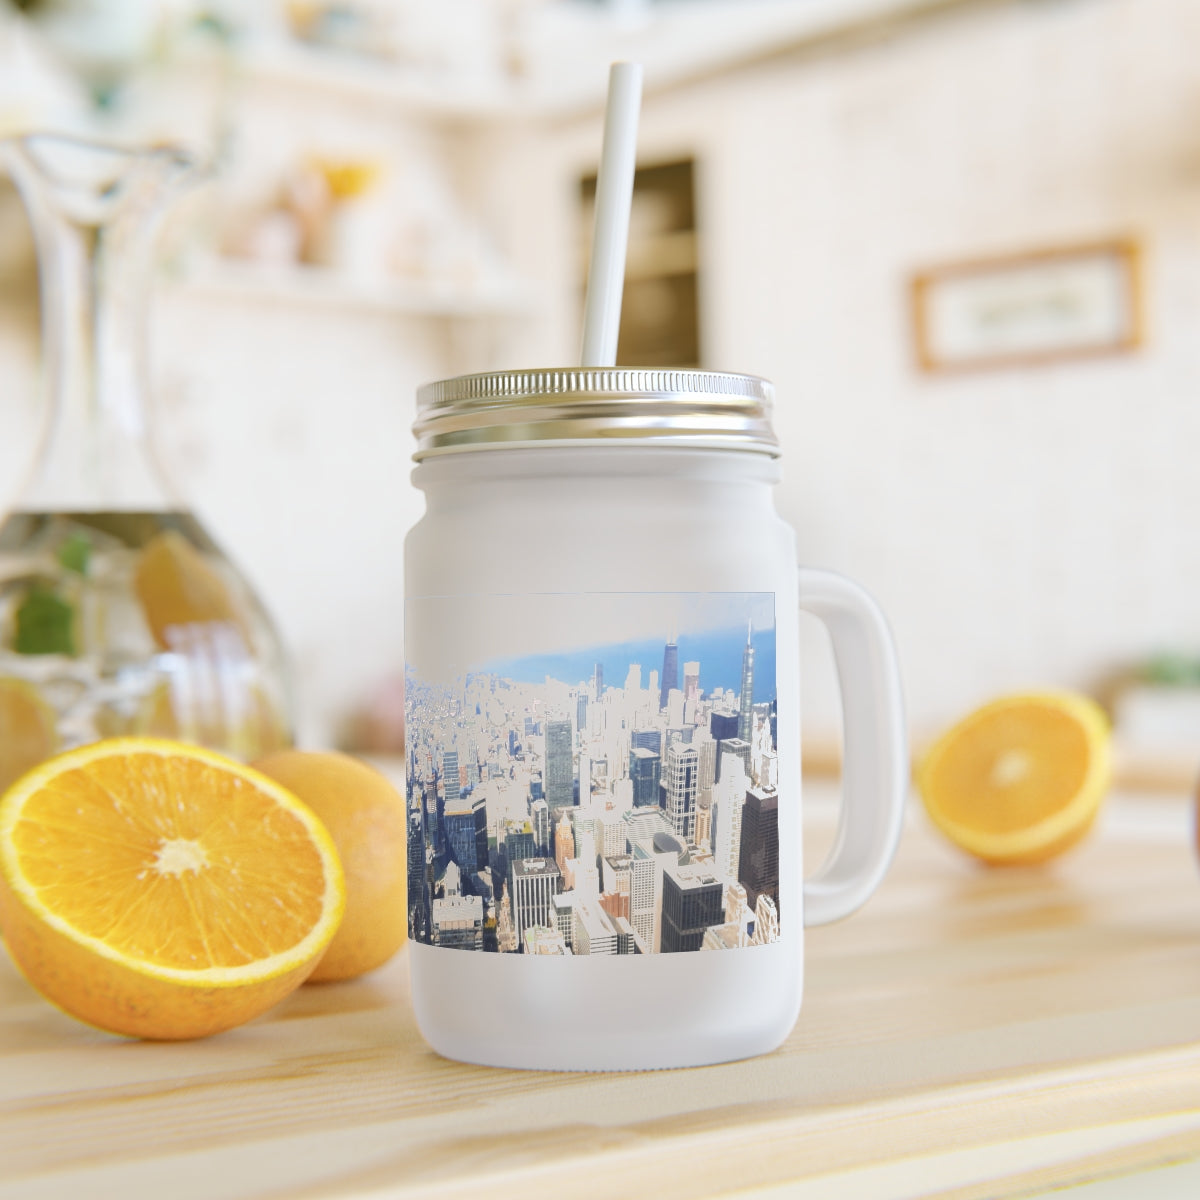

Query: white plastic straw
left=580, top=61, right=643, bottom=367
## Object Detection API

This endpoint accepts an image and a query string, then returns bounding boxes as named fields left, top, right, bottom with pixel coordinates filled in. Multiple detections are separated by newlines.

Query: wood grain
left=2, top=788, right=1198, bottom=1200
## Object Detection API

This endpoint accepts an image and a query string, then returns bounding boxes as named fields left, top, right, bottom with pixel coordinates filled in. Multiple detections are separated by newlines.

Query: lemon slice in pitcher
left=0, top=677, right=58, bottom=794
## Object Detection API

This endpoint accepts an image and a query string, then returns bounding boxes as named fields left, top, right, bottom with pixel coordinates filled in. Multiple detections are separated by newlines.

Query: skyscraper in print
left=717, top=736, right=752, bottom=786
left=441, top=749, right=460, bottom=799
left=713, top=752, right=750, bottom=882
left=444, top=791, right=484, bottom=873
left=660, top=639, right=679, bottom=711
left=629, top=746, right=661, bottom=807
left=531, top=798, right=549, bottom=855
left=554, top=810, right=575, bottom=876
left=738, top=786, right=779, bottom=911
left=511, top=858, right=562, bottom=944
left=631, top=729, right=662, bottom=755
left=738, top=622, right=755, bottom=743
left=663, top=742, right=699, bottom=842
left=545, top=719, right=573, bottom=807
left=661, top=861, right=725, bottom=953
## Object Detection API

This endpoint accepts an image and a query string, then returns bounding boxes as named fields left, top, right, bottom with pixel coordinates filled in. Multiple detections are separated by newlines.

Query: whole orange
left=254, top=751, right=407, bottom=981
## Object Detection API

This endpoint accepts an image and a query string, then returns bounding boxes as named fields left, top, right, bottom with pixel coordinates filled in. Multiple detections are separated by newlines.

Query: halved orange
left=0, top=738, right=344, bottom=1039
left=918, top=692, right=1111, bottom=865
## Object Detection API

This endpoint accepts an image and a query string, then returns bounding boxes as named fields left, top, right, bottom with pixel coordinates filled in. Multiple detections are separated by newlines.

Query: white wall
left=5, top=0, right=1198, bottom=751
left=488, top=0, right=1200, bottom=747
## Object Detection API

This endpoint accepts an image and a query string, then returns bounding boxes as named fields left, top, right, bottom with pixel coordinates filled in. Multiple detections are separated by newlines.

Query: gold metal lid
left=413, top=368, right=779, bottom=460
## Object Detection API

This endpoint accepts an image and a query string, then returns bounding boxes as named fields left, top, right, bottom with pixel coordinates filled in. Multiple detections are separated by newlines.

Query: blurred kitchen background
left=1, top=0, right=1196, bottom=783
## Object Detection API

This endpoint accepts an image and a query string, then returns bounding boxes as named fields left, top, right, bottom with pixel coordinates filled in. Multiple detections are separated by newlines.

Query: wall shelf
left=226, top=42, right=518, bottom=121
left=181, top=0, right=971, bottom=121
left=175, top=261, right=538, bottom=320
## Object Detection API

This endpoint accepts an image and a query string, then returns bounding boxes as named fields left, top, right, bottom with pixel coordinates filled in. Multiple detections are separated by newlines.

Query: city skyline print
left=405, top=591, right=781, bottom=958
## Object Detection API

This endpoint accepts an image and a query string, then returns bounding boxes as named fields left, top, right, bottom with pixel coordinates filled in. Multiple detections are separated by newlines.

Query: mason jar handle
left=799, top=567, right=907, bottom=926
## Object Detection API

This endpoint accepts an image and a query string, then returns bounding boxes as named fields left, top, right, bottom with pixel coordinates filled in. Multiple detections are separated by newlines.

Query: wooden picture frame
left=910, top=238, right=1143, bottom=373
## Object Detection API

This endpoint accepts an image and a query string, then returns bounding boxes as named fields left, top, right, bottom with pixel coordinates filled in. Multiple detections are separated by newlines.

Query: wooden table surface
left=3, top=785, right=1199, bottom=1200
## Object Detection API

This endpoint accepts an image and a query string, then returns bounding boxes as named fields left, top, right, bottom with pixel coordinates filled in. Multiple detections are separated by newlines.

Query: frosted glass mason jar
left=404, top=369, right=906, bottom=1071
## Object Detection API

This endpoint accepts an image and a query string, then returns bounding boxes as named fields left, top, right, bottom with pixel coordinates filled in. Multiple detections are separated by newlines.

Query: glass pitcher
left=0, top=134, right=291, bottom=792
